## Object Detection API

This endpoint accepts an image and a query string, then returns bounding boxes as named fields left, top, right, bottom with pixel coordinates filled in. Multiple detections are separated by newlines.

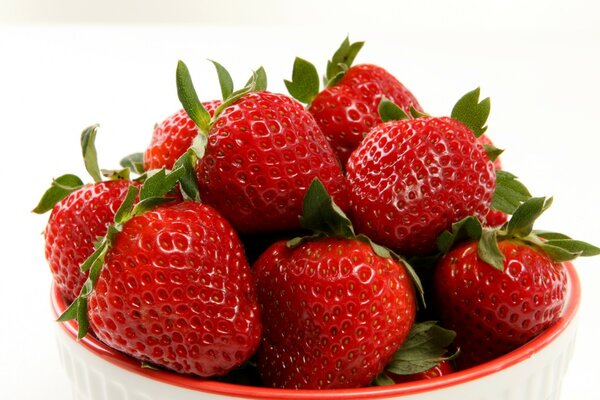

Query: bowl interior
left=51, top=263, right=580, bottom=399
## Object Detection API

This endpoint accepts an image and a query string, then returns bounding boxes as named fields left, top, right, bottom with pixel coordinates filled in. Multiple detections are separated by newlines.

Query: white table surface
left=1, top=23, right=598, bottom=399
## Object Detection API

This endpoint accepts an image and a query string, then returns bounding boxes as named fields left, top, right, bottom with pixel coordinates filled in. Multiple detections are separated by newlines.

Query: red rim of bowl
left=51, top=262, right=580, bottom=399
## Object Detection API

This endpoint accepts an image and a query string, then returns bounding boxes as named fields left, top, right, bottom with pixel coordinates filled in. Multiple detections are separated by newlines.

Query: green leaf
left=56, top=298, right=79, bottom=322
left=483, top=143, right=504, bottom=162
left=245, top=66, right=268, bottom=91
left=507, top=197, right=552, bottom=237
left=326, top=36, right=364, bottom=85
left=173, top=149, right=201, bottom=201
left=379, top=98, right=409, bottom=122
left=409, top=106, right=429, bottom=119
left=114, top=185, right=139, bottom=224
left=80, top=124, right=103, bottom=182
left=450, top=87, right=490, bottom=138
left=299, top=179, right=355, bottom=238
left=139, top=168, right=184, bottom=200
left=478, top=229, right=505, bottom=270
left=373, top=373, right=395, bottom=386
left=80, top=240, right=108, bottom=272
left=176, top=60, right=211, bottom=134
left=76, top=297, right=90, bottom=339
left=210, top=60, right=234, bottom=100
left=384, top=321, right=456, bottom=376
left=533, top=231, right=571, bottom=240
left=543, top=239, right=600, bottom=258
left=120, top=152, right=145, bottom=174
left=538, top=243, right=581, bottom=262
left=437, top=216, right=483, bottom=253
left=32, top=174, right=84, bottom=214
left=284, top=57, right=320, bottom=104
left=131, top=197, right=176, bottom=217
left=492, top=170, right=532, bottom=214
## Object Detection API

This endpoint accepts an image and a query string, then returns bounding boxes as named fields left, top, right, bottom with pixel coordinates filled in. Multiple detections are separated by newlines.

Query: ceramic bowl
left=52, top=263, right=580, bottom=400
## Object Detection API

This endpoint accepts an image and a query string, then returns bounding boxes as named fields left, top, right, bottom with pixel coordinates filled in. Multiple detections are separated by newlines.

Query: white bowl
left=52, top=263, right=580, bottom=400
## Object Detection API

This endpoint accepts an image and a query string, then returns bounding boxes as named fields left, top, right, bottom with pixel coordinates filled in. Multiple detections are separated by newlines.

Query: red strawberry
left=34, top=125, right=139, bottom=303
left=346, top=90, right=496, bottom=255
left=87, top=200, right=262, bottom=377
left=253, top=180, right=417, bottom=389
left=433, top=199, right=600, bottom=369
left=144, top=101, right=221, bottom=171
left=286, top=37, right=422, bottom=165
left=43, top=180, right=134, bottom=302
left=175, top=61, right=347, bottom=234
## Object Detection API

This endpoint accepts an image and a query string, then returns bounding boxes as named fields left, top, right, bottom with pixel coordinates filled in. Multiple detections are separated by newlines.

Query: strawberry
left=285, top=37, right=422, bottom=164
left=433, top=198, right=600, bottom=369
left=345, top=89, right=496, bottom=256
left=144, top=101, right=221, bottom=171
left=34, top=125, right=138, bottom=302
left=59, top=170, right=262, bottom=377
left=253, top=180, right=418, bottom=389
left=175, top=61, right=347, bottom=234
left=42, top=180, right=135, bottom=302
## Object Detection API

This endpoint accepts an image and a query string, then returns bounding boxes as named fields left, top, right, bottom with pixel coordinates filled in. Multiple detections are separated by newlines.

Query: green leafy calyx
left=285, top=57, right=320, bottom=104
left=374, top=321, right=458, bottom=385
left=379, top=98, right=410, bottom=122
left=32, top=174, right=84, bottom=214
left=451, top=87, right=490, bottom=138
left=437, top=197, right=600, bottom=271
left=325, top=36, right=364, bottom=87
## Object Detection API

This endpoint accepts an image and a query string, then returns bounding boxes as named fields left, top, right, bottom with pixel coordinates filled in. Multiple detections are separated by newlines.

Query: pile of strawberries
left=35, top=37, right=599, bottom=390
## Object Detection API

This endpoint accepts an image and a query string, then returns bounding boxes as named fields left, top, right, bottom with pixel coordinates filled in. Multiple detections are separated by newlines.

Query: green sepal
left=114, top=185, right=139, bottom=224
left=539, top=239, right=600, bottom=261
left=478, top=229, right=505, bottom=271
left=209, top=60, right=234, bottom=100
left=437, top=216, right=483, bottom=253
left=299, top=179, right=355, bottom=238
left=176, top=60, right=212, bottom=134
left=120, top=152, right=145, bottom=174
left=379, top=98, right=410, bottom=122
left=325, top=36, right=364, bottom=86
left=382, top=321, right=457, bottom=377
left=450, top=87, right=490, bottom=138
left=483, top=143, right=504, bottom=162
left=492, top=170, right=532, bottom=214
left=533, top=231, right=571, bottom=240
left=56, top=298, right=79, bottom=322
left=507, top=197, right=553, bottom=237
left=80, top=124, right=103, bottom=182
left=32, top=174, right=84, bottom=214
left=131, top=197, right=176, bottom=217
left=80, top=239, right=110, bottom=273
left=139, top=168, right=184, bottom=200
left=173, top=149, right=201, bottom=201
left=245, top=66, right=268, bottom=92
left=373, top=373, right=395, bottom=386
left=409, top=106, right=429, bottom=119
left=284, top=57, right=320, bottom=104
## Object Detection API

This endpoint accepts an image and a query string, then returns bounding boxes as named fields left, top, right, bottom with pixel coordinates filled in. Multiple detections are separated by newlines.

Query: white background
left=1, top=1, right=599, bottom=399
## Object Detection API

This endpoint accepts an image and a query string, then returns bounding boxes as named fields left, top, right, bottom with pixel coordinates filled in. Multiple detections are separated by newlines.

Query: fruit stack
left=35, top=37, right=599, bottom=390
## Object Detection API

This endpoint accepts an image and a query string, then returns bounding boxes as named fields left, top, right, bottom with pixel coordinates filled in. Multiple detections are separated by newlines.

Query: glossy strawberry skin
left=309, top=64, right=422, bottom=165
left=87, top=201, right=262, bottom=377
left=44, top=180, right=134, bottom=303
left=346, top=117, right=496, bottom=256
left=433, top=241, right=568, bottom=369
left=388, top=359, right=454, bottom=383
left=253, top=238, right=416, bottom=389
left=144, top=101, right=221, bottom=171
left=196, top=91, right=347, bottom=234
